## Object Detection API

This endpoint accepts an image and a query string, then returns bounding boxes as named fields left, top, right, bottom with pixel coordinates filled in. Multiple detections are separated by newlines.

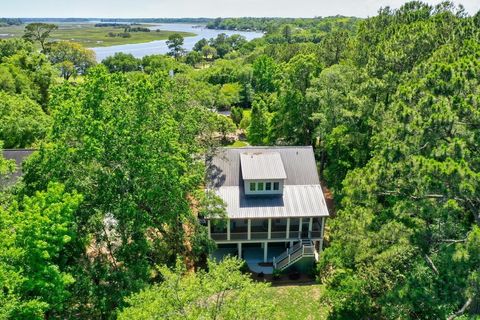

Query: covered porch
left=208, top=217, right=325, bottom=242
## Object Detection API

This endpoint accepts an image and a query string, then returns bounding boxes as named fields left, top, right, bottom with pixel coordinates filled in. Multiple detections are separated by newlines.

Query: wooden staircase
left=273, top=239, right=319, bottom=271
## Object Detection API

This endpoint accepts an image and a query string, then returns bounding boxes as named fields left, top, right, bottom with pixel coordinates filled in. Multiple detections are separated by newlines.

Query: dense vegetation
left=1, top=2, right=480, bottom=319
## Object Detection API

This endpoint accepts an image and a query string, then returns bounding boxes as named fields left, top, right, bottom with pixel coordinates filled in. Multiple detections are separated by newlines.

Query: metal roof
left=240, top=152, right=287, bottom=180
left=206, top=147, right=329, bottom=219
left=207, top=146, right=321, bottom=188
left=216, top=185, right=329, bottom=219
left=1, top=149, right=35, bottom=187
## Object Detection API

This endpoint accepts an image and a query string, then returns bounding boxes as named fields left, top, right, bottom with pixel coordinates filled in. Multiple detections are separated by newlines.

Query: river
left=92, top=23, right=264, bottom=61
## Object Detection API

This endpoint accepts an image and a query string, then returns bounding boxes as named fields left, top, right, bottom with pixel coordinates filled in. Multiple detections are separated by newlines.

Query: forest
left=1, top=1, right=480, bottom=319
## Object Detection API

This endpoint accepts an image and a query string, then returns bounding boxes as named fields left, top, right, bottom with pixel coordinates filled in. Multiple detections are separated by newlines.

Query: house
left=206, top=146, right=329, bottom=273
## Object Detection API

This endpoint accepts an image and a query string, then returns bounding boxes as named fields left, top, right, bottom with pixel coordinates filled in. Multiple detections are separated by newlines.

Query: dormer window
left=240, top=152, right=287, bottom=196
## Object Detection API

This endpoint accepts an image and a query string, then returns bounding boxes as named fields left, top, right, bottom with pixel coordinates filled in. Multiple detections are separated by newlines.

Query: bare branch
left=424, top=254, right=439, bottom=275
left=447, top=297, right=473, bottom=320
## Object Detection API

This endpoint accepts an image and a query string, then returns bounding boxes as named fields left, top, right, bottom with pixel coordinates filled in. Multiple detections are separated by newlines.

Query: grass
left=0, top=23, right=196, bottom=48
left=229, top=140, right=249, bottom=147
left=267, top=284, right=329, bottom=319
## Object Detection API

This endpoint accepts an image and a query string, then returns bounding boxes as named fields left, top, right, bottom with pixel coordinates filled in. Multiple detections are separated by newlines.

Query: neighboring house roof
left=240, top=152, right=287, bottom=180
left=1, top=149, right=35, bottom=187
left=207, top=146, right=329, bottom=219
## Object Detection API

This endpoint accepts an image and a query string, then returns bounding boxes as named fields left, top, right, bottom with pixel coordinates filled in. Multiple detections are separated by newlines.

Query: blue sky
left=1, top=0, right=479, bottom=18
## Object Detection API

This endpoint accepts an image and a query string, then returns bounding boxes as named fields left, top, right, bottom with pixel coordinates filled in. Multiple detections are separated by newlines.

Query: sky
left=1, top=0, right=479, bottom=18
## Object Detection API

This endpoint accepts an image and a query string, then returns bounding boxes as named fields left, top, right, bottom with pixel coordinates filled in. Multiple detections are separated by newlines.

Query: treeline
left=0, top=18, right=22, bottom=26
left=206, top=16, right=360, bottom=32
left=100, top=17, right=212, bottom=24
left=20, top=18, right=90, bottom=22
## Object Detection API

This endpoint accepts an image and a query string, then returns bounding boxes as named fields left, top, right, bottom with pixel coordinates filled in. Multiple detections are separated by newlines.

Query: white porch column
left=227, top=219, right=231, bottom=241
left=247, top=219, right=251, bottom=240
left=263, top=242, right=268, bottom=263
left=286, top=218, right=290, bottom=239
left=320, top=217, right=326, bottom=251
left=267, top=218, right=272, bottom=240
left=238, top=243, right=242, bottom=259
left=207, top=220, right=211, bottom=239
left=298, top=218, right=303, bottom=238
left=309, top=217, right=313, bottom=238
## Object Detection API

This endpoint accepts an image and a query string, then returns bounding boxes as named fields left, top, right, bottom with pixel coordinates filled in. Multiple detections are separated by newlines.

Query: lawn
left=229, top=140, right=249, bottom=147
left=267, top=284, right=329, bottom=319
left=0, top=23, right=196, bottom=47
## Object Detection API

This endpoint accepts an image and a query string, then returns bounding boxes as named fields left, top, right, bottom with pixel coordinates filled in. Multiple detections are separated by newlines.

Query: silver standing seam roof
left=207, top=146, right=329, bottom=219
left=240, top=152, right=287, bottom=180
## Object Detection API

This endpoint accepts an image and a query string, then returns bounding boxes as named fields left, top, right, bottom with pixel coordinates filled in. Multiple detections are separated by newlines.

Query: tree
left=102, top=52, right=141, bottom=72
left=118, top=258, right=273, bottom=320
left=0, top=183, right=82, bottom=319
left=247, top=98, right=269, bottom=145
left=21, top=67, right=222, bottom=317
left=0, top=38, right=34, bottom=61
left=282, top=24, right=293, bottom=43
left=230, top=106, right=243, bottom=126
left=193, top=38, right=208, bottom=52
left=217, top=82, right=242, bottom=109
left=215, top=114, right=236, bottom=143
left=48, top=41, right=96, bottom=80
left=202, top=45, right=217, bottom=61
left=252, top=55, right=278, bottom=93
left=0, top=92, right=51, bottom=148
left=185, top=50, right=203, bottom=66
left=166, top=33, right=185, bottom=59
left=23, top=23, right=58, bottom=52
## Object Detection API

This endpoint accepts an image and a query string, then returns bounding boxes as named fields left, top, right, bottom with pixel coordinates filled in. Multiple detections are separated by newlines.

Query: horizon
left=1, top=0, right=479, bottom=19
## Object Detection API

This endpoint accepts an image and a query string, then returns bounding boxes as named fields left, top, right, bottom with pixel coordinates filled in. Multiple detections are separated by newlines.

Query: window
left=257, top=182, right=264, bottom=191
left=266, top=182, right=272, bottom=190
left=273, top=182, right=280, bottom=190
left=250, top=182, right=256, bottom=191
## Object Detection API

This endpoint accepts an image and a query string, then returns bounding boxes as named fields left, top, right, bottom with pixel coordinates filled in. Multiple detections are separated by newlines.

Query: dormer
left=240, top=152, right=287, bottom=196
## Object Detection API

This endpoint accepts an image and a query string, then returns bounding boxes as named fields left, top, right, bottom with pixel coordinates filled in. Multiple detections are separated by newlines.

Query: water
left=92, top=23, right=264, bottom=61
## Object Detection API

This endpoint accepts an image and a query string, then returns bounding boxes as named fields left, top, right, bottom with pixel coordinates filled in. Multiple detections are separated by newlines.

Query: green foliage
left=21, top=66, right=224, bottom=317
left=0, top=92, right=51, bottom=148
left=248, top=98, right=269, bottom=145
left=185, top=50, right=203, bottom=66
left=252, top=55, right=278, bottom=93
left=230, top=106, right=244, bottom=126
left=217, top=82, right=242, bottom=109
left=118, top=257, right=273, bottom=320
left=0, top=39, right=34, bottom=61
left=0, top=50, right=55, bottom=108
left=0, top=142, right=15, bottom=177
left=102, top=52, right=141, bottom=72
left=0, top=182, right=82, bottom=319
left=47, top=41, right=96, bottom=79
left=166, top=33, right=185, bottom=59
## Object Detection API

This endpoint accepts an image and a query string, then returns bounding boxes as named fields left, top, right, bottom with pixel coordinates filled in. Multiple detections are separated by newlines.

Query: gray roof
left=217, top=185, right=329, bottom=219
left=240, top=152, right=287, bottom=180
left=208, top=146, right=321, bottom=188
left=207, top=147, right=329, bottom=219
left=1, top=149, right=35, bottom=187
